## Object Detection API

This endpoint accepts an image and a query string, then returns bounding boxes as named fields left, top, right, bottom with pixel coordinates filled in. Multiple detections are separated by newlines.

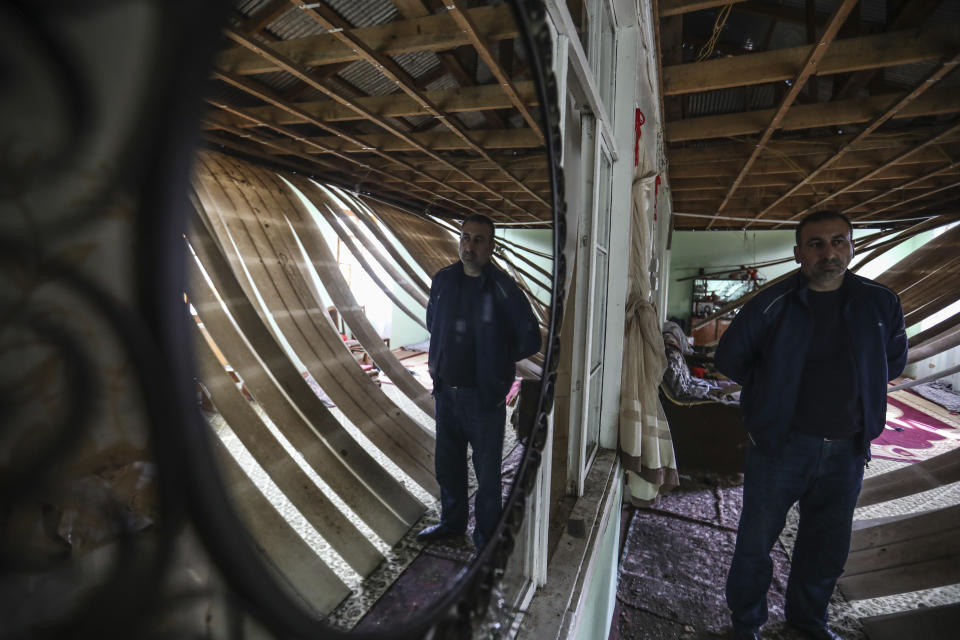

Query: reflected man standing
left=417, top=214, right=541, bottom=550
left=715, top=210, right=907, bottom=640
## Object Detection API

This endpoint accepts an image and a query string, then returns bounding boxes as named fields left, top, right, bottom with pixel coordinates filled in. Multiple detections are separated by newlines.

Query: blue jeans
left=726, top=432, right=865, bottom=632
left=434, top=386, right=505, bottom=549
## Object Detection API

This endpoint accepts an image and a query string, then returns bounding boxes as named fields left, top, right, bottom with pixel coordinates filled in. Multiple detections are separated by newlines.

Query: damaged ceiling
left=654, top=0, right=960, bottom=230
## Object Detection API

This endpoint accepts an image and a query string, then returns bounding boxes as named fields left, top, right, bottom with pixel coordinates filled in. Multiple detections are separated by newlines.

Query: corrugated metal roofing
left=687, top=88, right=746, bottom=118
left=326, top=0, right=397, bottom=28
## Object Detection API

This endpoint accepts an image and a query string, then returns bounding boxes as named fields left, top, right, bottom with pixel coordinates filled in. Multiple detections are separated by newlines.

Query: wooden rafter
left=662, top=23, right=958, bottom=96
left=667, top=87, right=960, bottom=142
left=217, top=4, right=520, bottom=76
left=790, top=121, right=960, bottom=219
left=706, top=0, right=860, bottom=228
left=850, top=169, right=960, bottom=220
left=445, top=0, right=543, bottom=142
left=752, top=53, right=960, bottom=226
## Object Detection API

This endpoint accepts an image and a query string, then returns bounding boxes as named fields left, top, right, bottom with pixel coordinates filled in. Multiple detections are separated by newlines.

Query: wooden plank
left=857, top=448, right=960, bottom=508
left=909, top=324, right=960, bottom=364
left=860, top=603, right=960, bottom=640
left=362, top=197, right=460, bottom=279
left=839, top=553, right=960, bottom=600
left=189, top=256, right=420, bottom=542
left=845, top=526, right=960, bottom=578
left=193, top=152, right=440, bottom=496
left=217, top=4, right=521, bottom=76
left=336, top=188, right=439, bottom=298
left=663, top=23, right=959, bottom=96
left=666, top=87, right=960, bottom=142
left=194, top=325, right=385, bottom=576
left=207, top=152, right=438, bottom=459
left=207, top=432, right=350, bottom=614
left=186, top=204, right=426, bottom=525
left=278, top=175, right=435, bottom=417
left=851, top=504, right=960, bottom=551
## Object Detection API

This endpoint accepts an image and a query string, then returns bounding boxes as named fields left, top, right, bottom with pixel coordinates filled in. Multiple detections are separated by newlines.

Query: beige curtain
left=618, top=174, right=678, bottom=505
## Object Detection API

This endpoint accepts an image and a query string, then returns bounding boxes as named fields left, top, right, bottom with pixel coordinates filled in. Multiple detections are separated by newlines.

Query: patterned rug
left=872, top=391, right=960, bottom=463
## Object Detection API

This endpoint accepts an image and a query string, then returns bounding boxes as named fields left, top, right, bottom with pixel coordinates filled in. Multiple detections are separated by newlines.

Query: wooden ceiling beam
left=707, top=0, right=860, bottom=227
left=847, top=161, right=960, bottom=217
left=836, top=0, right=943, bottom=100
left=241, top=0, right=292, bottom=35
left=260, top=128, right=542, bottom=154
left=659, top=0, right=747, bottom=17
left=669, top=134, right=960, bottom=165
left=220, top=29, right=534, bottom=222
left=667, top=86, right=960, bottom=142
left=217, top=4, right=519, bottom=76
left=202, top=81, right=537, bottom=128
left=286, top=0, right=545, bottom=217
left=662, top=23, right=958, bottom=97
left=669, top=151, right=957, bottom=179
left=444, top=0, right=542, bottom=140
left=789, top=121, right=960, bottom=216
left=735, top=0, right=828, bottom=27
left=203, top=101, right=473, bottom=214
left=751, top=54, right=960, bottom=226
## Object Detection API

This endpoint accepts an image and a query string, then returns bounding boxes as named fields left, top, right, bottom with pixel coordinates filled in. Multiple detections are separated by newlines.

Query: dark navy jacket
left=427, top=261, right=541, bottom=407
left=715, top=271, right=907, bottom=458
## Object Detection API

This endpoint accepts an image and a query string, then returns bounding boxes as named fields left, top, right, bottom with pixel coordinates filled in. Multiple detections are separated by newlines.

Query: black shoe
left=788, top=623, right=841, bottom=640
left=415, top=524, right=465, bottom=543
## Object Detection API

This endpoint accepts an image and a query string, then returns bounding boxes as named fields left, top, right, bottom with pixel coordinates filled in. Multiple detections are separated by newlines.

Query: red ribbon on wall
left=634, top=108, right=645, bottom=167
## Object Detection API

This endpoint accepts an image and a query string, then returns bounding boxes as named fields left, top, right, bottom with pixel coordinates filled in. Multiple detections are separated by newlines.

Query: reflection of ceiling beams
left=708, top=0, right=859, bottom=226
left=256, top=129, right=543, bottom=154
left=667, top=87, right=960, bottom=142
left=203, top=81, right=537, bottom=128
left=446, top=0, right=543, bottom=140
left=217, top=5, right=519, bottom=76
left=663, top=24, right=958, bottom=95
left=221, top=28, right=536, bottom=221
left=288, top=0, right=546, bottom=213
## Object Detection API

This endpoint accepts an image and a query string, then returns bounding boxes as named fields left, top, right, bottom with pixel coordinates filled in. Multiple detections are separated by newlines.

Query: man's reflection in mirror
left=417, top=214, right=541, bottom=550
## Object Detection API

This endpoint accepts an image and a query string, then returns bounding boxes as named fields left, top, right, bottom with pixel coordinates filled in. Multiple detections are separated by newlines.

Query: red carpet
left=872, top=393, right=960, bottom=463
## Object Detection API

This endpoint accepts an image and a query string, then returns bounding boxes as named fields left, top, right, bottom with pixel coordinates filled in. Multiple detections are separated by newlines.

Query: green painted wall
left=666, top=230, right=798, bottom=328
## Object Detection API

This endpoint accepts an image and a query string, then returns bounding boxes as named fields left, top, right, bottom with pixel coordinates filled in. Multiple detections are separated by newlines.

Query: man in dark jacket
left=715, top=210, right=907, bottom=640
left=416, top=214, right=541, bottom=550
